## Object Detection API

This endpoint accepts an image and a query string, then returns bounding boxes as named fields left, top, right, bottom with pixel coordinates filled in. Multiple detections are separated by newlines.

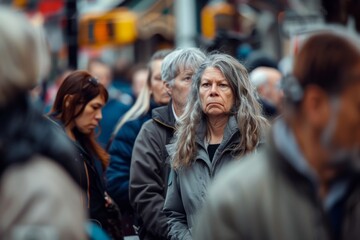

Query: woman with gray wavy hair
left=163, top=53, right=268, bottom=240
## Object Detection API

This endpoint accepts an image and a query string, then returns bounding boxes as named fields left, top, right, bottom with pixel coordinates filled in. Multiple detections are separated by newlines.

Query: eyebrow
left=92, top=102, right=104, bottom=107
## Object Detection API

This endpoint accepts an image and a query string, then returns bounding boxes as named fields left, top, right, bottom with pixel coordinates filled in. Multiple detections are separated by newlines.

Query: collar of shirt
left=171, top=103, right=179, bottom=122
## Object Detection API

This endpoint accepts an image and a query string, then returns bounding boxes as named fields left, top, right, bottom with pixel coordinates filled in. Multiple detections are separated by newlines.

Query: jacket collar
left=195, top=115, right=240, bottom=152
left=152, top=101, right=176, bottom=130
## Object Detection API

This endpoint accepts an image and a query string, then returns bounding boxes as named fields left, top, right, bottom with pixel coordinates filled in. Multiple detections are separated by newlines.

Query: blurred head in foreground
left=0, top=6, right=86, bottom=239
left=284, top=27, right=360, bottom=168
left=0, top=6, right=49, bottom=107
left=193, top=26, right=360, bottom=240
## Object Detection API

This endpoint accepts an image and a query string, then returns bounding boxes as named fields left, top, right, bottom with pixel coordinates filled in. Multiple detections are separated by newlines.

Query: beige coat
left=0, top=156, right=87, bottom=239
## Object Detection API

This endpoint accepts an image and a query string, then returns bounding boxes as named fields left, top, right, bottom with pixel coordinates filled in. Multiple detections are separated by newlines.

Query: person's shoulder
left=140, top=118, right=156, bottom=128
left=118, top=115, right=148, bottom=134
left=137, top=118, right=165, bottom=138
left=0, top=155, right=87, bottom=239
left=213, top=149, right=273, bottom=197
left=152, top=104, right=169, bottom=117
left=2, top=155, right=78, bottom=192
left=127, top=110, right=152, bottom=126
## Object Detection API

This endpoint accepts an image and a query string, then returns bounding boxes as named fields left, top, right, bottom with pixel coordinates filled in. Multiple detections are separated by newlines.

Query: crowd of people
left=1, top=5, right=360, bottom=240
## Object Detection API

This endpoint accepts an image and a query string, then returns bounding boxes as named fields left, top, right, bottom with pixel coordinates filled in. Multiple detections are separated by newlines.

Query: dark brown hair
left=293, top=31, right=360, bottom=95
left=50, top=70, right=110, bottom=168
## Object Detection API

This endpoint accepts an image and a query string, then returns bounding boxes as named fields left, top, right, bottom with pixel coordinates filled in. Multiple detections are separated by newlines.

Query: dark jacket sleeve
left=106, top=120, right=141, bottom=208
left=129, top=120, right=169, bottom=239
left=163, top=170, right=192, bottom=240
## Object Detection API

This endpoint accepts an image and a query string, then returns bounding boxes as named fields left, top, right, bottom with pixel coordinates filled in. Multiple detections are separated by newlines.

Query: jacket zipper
left=210, top=131, right=240, bottom=177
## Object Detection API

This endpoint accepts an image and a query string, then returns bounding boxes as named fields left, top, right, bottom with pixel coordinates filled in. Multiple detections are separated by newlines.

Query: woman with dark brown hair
left=49, top=70, right=123, bottom=239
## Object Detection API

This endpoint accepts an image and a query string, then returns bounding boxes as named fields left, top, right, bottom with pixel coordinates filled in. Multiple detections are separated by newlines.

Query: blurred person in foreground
left=164, top=53, right=268, bottom=240
left=0, top=6, right=86, bottom=239
left=129, top=48, right=206, bottom=240
left=49, top=71, right=123, bottom=239
left=87, top=58, right=131, bottom=148
left=250, top=66, right=283, bottom=119
left=194, top=27, right=360, bottom=240
left=106, top=50, right=171, bottom=236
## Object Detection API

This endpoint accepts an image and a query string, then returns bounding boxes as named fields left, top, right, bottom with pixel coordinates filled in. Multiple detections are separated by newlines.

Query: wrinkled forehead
left=201, top=66, right=226, bottom=79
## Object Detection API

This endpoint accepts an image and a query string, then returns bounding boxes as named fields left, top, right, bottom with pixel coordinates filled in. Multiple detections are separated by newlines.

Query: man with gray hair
left=129, top=48, right=206, bottom=240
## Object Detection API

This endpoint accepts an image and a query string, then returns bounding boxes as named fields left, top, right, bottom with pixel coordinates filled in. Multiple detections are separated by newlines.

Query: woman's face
left=74, top=94, right=105, bottom=134
left=150, top=59, right=171, bottom=105
left=199, top=67, right=234, bottom=118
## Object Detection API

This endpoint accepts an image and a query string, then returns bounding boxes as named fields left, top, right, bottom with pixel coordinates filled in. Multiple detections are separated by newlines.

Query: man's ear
left=302, top=85, right=330, bottom=128
left=165, top=82, right=172, bottom=96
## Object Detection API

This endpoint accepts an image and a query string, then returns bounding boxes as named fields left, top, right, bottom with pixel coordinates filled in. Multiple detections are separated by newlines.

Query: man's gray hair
left=0, top=7, right=49, bottom=107
left=161, top=48, right=206, bottom=86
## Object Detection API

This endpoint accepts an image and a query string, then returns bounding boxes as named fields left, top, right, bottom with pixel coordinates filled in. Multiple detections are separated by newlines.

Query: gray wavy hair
left=0, top=7, right=49, bottom=107
left=161, top=47, right=206, bottom=86
left=171, top=53, right=268, bottom=169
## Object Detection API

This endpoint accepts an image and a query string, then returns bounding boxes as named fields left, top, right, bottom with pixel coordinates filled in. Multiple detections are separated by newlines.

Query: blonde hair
left=0, top=7, right=49, bottom=107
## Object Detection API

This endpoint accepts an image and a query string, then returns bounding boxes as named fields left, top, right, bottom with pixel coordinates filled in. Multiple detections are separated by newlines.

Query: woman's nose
left=210, top=84, right=219, bottom=96
left=95, top=110, right=102, bottom=120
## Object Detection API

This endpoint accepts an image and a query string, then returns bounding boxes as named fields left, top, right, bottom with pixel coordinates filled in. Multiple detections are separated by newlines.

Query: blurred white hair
left=0, top=6, right=49, bottom=106
left=249, top=68, right=268, bottom=88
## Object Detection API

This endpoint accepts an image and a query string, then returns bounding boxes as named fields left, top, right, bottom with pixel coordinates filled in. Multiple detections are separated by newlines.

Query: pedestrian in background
left=194, top=27, right=360, bottom=240
left=87, top=58, right=131, bottom=148
left=164, top=53, right=268, bottom=240
left=129, top=48, right=206, bottom=240
left=250, top=66, right=283, bottom=119
left=106, top=49, right=171, bottom=236
left=49, top=70, right=123, bottom=239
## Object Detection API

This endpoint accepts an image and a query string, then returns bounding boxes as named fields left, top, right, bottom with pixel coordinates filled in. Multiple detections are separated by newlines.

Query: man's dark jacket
left=129, top=103, right=176, bottom=240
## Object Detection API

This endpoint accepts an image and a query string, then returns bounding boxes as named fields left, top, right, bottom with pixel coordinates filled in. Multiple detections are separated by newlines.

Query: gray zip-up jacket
left=163, top=116, right=242, bottom=240
left=129, top=103, right=176, bottom=240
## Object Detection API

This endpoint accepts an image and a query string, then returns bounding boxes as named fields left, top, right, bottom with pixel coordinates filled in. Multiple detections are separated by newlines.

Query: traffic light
left=12, top=0, right=27, bottom=8
left=201, top=2, right=235, bottom=39
left=79, top=8, right=137, bottom=47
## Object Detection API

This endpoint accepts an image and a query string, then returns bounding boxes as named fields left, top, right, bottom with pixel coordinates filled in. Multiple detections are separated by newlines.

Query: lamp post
left=65, top=0, right=78, bottom=69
